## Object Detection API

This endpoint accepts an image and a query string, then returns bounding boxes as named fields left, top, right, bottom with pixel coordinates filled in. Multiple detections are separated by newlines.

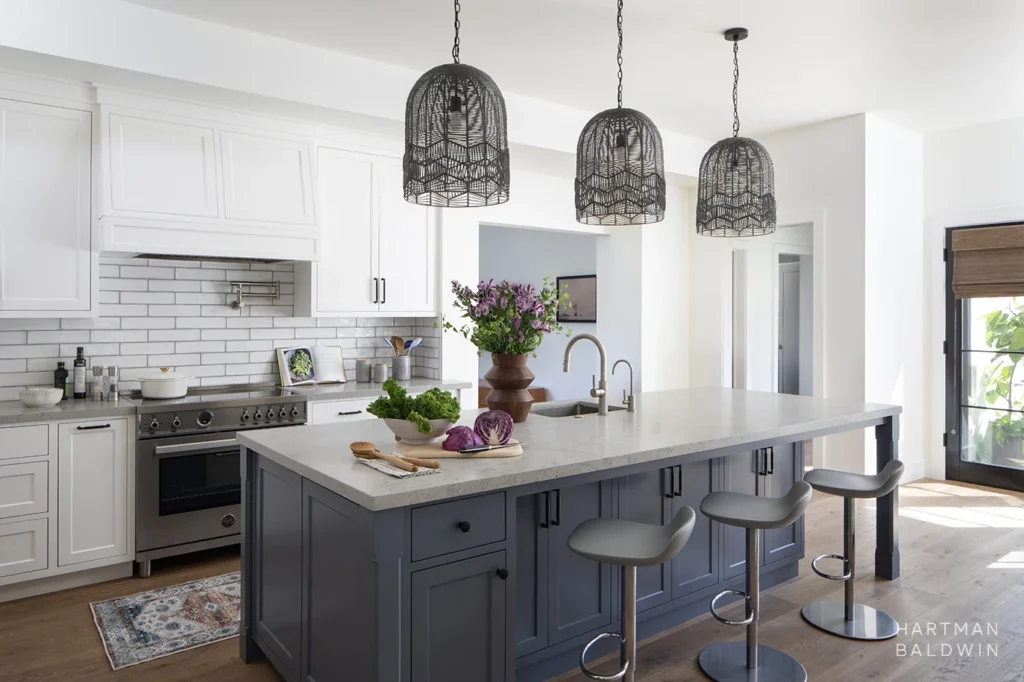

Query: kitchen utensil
left=397, top=454, right=440, bottom=469
left=139, top=368, right=191, bottom=399
left=404, top=337, right=423, bottom=353
left=460, top=442, right=527, bottom=454
left=356, top=359, right=373, bottom=383
left=392, top=355, right=411, bottom=381
left=396, top=438, right=524, bottom=459
left=350, top=441, right=418, bottom=472
left=381, top=337, right=398, bottom=356
left=382, top=417, right=451, bottom=445
left=390, top=336, right=405, bottom=356
left=18, top=387, right=63, bottom=407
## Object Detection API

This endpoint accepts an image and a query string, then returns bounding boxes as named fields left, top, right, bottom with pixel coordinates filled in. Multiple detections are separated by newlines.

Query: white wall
left=798, top=255, right=814, bottom=397
left=924, top=115, right=1024, bottom=478
left=478, top=226, right=598, bottom=401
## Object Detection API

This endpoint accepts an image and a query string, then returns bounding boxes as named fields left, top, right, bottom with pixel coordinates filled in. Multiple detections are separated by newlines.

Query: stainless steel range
left=131, top=385, right=307, bottom=577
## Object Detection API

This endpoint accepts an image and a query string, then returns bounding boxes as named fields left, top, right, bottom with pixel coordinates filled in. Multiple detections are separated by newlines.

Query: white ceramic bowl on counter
left=383, top=418, right=452, bottom=445
left=19, top=387, right=64, bottom=407
left=139, top=368, right=191, bottom=399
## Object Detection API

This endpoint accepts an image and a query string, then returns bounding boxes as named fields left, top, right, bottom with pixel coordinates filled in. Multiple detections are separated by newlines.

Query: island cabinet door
left=721, top=452, right=760, bottom=580
left=672, top=459, right=720, bottom=599
left=515, top=493, right=549, bottom=658
left=617, top=469, right=673, bottom=613
left=546, top=480, right=613, bottom=646
left=761, top=443, right=805, bottom=567
left=252, top=457, right=303, bottom=682
left=410, top=551, right=508, bottom=682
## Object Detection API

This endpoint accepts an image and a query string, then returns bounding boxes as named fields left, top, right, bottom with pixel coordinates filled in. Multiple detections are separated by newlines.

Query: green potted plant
left=978, top=299, right=1024, bottom=466
left=443, top=278, right=569, bottom=422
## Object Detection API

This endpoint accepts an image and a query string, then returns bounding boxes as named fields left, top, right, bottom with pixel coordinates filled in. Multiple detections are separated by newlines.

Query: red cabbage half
left=474, top=410, right=514, bottom=445
left=443, top=425, right=485, bottom=451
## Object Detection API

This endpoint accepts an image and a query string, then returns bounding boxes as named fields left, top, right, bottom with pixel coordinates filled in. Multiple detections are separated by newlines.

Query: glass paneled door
left=946, top=227, right=1024, bottom=492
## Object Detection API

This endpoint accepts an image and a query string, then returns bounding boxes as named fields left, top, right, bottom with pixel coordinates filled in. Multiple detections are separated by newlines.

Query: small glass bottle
left=73, top=347, right=87, bottom=399
left=54, top=362, right=69, bottom=401
left=91, top=366, right=105, bottom=401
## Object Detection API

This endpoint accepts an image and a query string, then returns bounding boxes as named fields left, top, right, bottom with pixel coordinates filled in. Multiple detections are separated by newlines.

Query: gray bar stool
left=698, top=481, right=813, bottom=682
left=568, top=505, right=697, bottom=682
left=801, top=460, right=904, bottom=640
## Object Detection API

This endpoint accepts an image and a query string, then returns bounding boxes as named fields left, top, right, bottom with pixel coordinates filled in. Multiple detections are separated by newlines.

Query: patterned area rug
left=90, top=572, right=240, bottom=670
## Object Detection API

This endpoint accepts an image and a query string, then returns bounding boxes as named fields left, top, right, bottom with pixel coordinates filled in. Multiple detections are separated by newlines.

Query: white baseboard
left=0, top=561, right=133, bottom=603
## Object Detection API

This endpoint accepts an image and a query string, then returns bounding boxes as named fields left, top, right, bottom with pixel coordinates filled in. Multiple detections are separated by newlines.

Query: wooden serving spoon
left=350, top=441, right=418, bottom=472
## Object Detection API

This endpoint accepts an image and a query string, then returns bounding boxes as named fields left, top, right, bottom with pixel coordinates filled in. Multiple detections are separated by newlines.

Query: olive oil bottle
left=54, top=361, right=69, bottom=401
left=73, top=347, right=87, bottom=399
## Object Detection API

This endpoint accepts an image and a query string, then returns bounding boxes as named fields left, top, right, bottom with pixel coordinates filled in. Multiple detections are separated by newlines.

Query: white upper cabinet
left=108, top=114, right=218, bottom=218
left=295, top=148, right=436, bottom=317
left=0, top=99, right=92, bottom=316
left=221, top=131, right=315, bottom=225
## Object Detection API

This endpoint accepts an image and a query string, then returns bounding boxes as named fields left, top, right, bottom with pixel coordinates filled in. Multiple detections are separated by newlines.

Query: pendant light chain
left=732, top=39, right=740, bottom=137
left=452, top=0, right=461, bottom=64
left=616, top=0, right=624, bottom=108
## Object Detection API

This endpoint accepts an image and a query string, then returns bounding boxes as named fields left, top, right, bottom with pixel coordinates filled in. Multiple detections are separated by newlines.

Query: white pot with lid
left=140, top=368, right=191, bottom=399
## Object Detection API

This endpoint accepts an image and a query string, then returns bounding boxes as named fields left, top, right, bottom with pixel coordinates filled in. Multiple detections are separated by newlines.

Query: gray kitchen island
left=236, top=387, right=902, bottom=682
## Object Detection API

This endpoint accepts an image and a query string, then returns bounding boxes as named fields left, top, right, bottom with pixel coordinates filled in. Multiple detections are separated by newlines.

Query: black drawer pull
left=337, top=410, right=363, bottom=416
left=456, top=521, right=471, bottom=533
left=496, top=568, right=509, bottom=580
left=77, top=424, right=111, bottom=431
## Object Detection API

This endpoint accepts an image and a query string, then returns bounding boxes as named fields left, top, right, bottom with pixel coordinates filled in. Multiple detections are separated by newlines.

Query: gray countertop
left=0, top=397, right=138, bottom=426
left=237, top=387, right=901, bottom=511
left=284, top=378, right=473, bottom=402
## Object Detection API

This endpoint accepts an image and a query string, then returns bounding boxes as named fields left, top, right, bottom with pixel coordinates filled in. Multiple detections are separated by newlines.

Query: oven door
left=136, top=431, right=243, bottom=553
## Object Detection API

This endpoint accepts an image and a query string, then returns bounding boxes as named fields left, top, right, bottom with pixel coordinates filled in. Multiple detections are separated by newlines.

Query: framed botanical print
left=557, top=274, right=597, bottom=323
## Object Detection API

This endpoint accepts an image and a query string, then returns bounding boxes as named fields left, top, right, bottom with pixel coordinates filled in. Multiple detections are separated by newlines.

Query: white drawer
left=0, top=518, right=47, bottom=578
left=309, top=398, right=376, bottom=425
left=0, top=461, right=48, bottom=520
left=0, top=424, right=48, bottom=461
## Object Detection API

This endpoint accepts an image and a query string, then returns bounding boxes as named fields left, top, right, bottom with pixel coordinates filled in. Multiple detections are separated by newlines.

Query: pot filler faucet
left=563, top=333, right=608, bottom=415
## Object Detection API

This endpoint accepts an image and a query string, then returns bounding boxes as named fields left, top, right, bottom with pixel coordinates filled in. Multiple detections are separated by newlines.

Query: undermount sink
left=532, top=401, right=627, bottom=418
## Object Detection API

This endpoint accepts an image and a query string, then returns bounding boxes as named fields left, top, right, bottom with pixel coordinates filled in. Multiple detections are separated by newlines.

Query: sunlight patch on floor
left=900, top=505, right=1024, bottom=528
left=988, top=550, right=1024, bottom=569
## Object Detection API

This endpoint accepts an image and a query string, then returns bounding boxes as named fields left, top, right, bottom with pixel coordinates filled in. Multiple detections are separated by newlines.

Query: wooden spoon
left=397, top=454, right=441, bottom=470
left=350, top=441, right=418, bottom=472
left=390, top=335, right=405, bottom=356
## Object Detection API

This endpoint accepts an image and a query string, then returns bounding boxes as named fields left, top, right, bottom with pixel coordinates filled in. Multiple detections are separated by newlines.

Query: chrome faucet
left=612, top=359, right=636, bottom=412
left=563, top=333, right=608, bottom=415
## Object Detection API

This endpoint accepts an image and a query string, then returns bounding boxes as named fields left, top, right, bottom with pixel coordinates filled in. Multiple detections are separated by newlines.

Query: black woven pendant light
left=575, top=0, right=665, bottom=226
left=403, top=0, right=509, bottom=207
left=696, top=28, right=776, bottom=237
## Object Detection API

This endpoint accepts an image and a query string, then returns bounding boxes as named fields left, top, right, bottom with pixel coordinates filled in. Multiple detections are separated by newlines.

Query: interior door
left=375, top=160, right=435, bottom=313
left=0, top=100, right=92, bottom=313
left=778, top=262, right=801, bottom=395
left=312, top=148, right=379, bottom=314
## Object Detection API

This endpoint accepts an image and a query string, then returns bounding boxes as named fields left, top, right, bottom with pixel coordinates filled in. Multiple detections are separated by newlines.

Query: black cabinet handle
left=496, top=568, right=509, bottom=580
left=337, top=410, right=363, bottom=416
left=551, top=489, right=561, bottom=526
left=373, top=277, right=379, bottom=303
left=539, top=492, right=549, bottom=529
left=663, top=468, right=673, bottom=498
left=381, top=278, right=386, bottom=304
left=77, top=424, right=110, bottom=431
left=674, top=465, right=682, bottom=497
left=456, top=521, right=471, bottom=533
left=767, top=447, right=775, bottom=475
left=756, top=448, right=767, bottom=476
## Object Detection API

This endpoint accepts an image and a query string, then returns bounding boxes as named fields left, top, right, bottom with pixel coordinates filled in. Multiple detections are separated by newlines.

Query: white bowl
left=19, top=387, right=63, bottom=407
left=383, top=418, right=453, bottom=445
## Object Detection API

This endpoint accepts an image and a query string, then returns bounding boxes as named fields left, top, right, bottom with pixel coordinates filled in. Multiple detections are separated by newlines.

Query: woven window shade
left=951, top=224, right=1024, bottom=298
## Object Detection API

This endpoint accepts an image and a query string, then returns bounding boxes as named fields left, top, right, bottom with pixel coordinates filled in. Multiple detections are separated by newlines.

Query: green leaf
left=1012, top=329, right=1024, bottom=352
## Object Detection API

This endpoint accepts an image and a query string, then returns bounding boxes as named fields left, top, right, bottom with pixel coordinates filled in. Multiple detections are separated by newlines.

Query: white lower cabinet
left=0, top=518, right=47, bottom=578
left=57, top=419, right=129, bottom=567
left=0, top=461, right=48, bottom=520
left=308, top=398, right=377, bottom=425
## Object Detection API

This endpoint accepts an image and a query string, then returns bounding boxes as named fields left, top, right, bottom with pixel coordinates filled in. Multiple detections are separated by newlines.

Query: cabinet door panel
left=411, top=551, right=507, bottom=682
left=673, top=459, right=720, bottom=598
left=57, top=420, right=127, bottom=566
left=253, top=457, right=303, bottom=681
left=618, top=470, right=672, bottom=612
left=108, top=113, right=218, bottom=217
left=222, top=131, right=315, bottom=225
left=515, top=493, right=549, bottom=657
left=721, top=452, right=759, bottom=580
left=547, top=481, right=613, bottom=645
left=312, top=149, right=378, bottom=314
left=376, top=161, right=434, bottom=313
left=0, top=461, right=48, bottom=520
left=0, top=518, right=47, bottom=578
left=762, top=442, right=804, bottom=566
left=1, top=101, right=91, bottom=312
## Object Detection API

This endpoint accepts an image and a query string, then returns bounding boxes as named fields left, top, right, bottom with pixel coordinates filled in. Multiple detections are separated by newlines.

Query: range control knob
left=266, top=408, right=276, bottom=420
left=254, top=409, right=264, bottom=421
left=240, top=410, right=251, bottom=422
left=149, top=418, right=160, bottom=431
left=290, top=406, right=300, bottom=419
left=171, top=416, right=182, bottom=429
left=197, top=410, right=214, bottom=427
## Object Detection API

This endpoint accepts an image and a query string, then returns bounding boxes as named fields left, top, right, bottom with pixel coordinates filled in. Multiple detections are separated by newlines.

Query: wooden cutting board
left=395, top=439, right=523, bottom=459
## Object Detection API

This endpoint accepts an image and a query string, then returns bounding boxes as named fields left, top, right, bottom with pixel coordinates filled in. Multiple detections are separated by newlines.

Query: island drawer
left=308, top=398, right=376, bottom=425
left=0, top=424, right=49, bottom=462
left=411, top=492, right=506, bottom=561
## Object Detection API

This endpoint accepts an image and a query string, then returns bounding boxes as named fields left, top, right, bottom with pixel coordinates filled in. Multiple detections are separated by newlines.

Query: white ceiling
left=125, top=0, right=1024, bottom=139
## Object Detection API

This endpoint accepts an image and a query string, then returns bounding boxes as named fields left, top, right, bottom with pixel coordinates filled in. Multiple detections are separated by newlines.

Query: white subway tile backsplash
left=0, top=261, right=437, bottom=394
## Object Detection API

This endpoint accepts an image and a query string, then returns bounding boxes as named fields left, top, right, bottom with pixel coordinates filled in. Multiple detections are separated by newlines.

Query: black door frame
left=944, top=222, right=1024, bottom=492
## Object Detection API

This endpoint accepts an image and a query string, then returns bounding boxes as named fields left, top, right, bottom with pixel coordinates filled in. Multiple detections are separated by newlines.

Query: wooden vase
left=484, top=353, right=535, bottom=423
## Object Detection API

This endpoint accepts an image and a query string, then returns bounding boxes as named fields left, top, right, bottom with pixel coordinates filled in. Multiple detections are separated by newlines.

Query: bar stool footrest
left=811, top=553, right=851, bottom=581
left=579, top=632, right=629, bottom=681
left=709, top=589, right=753, bottom=626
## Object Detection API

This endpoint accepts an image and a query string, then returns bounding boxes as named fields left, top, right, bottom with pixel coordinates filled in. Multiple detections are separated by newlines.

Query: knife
left=460, top=442, right=525, bottom=454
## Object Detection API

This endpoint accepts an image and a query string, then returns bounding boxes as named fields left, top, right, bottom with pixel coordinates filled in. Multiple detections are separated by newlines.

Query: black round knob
left=171, top=416, right=182, bottom=428
left=221, top=514, right=236, bottom=528
left=197, top=410, right=214, bottom=427
left=456, top=521, right=471, bottom=533
left=149, top=419, right=160, bottom=430
left=496, top=568, right=509, bottom=580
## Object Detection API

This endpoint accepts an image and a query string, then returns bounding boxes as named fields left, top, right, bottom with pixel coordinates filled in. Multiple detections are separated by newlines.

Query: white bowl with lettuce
left=367, top=380, right=461, bottom=445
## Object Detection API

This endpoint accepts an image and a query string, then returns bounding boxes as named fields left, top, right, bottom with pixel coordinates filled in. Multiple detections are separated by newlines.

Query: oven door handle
left=153, top=438, right=238, bottom=456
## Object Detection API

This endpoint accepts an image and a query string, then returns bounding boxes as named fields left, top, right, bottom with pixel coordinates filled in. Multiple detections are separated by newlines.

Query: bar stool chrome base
left=698, top=642, right=807, bottom=682
left=801, top=600, right=900, bottom=641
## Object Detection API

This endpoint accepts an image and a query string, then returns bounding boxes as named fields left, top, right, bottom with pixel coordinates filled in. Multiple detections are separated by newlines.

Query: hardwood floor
left=1, top=480, right=1022, bottom=682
